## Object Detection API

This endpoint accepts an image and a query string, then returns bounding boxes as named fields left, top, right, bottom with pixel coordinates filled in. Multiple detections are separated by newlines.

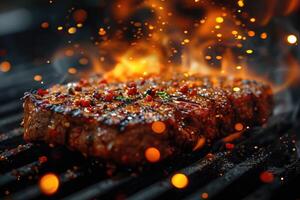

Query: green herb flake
left=156, top=91, right=170, bottom=100
left=115, top=95, right=133, bottom=103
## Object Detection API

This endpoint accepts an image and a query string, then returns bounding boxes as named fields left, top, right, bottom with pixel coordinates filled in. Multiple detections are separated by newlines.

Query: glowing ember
left=79, top=58, right=89, bottom=65
left=34, top=75, right=43, bottom=81
left=39, top=173, right=60, bottom=195
left=57, top=26, right=63, bottom=31
left=149, top=25, right=154, bottom=30
left=233, top=87, right=240, bottom=92
left=193, top=137, right=206, bottom=151
left=183, top=39, right=190, bottom=44
left=287, top=34, right=297, bottom=44
left=215, top=17, right=224, bottom=23
left=65, top=49, right=74, bottom=57
left=234, top=123, right=244, bottom=131
left=205, top=55, right=212, bottom=60
left=68, top=67, right=77, bottom=74
left=0, top=61, right=11, bottom=72
left=225, top=142, right=235, bottom=150
left=145, top=147, right=160, bottom=163
left=248, top=31, right=255, bottom=37
left=68, top=27, right=77, bottom=34
left=216, top=55, right=222, bottom=60
left=237, top=0, right=244, bottom=7
left=201, top=192, right=209, bottom=199
left=171, top=173, right=189, bottom=189
left=232, top=30, right=238, bottom=35
left=151, top=121, right=166, bottom=134
left=38, top=156, right=48, bottom=164
left=41, top=22, right=49, bottom=29
left=246, top=49, right=253, bottom=54
left=98, top=28, right=106, bottom=36
left=260, top=171, right=274, bottom=183
left=260, top=32, right=268, bottom=39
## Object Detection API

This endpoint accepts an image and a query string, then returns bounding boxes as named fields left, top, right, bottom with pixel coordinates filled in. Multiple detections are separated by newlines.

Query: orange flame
left=53, top=0, right=300, bottom=93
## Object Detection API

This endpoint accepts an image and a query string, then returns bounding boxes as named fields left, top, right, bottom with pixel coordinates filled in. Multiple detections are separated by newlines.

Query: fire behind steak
left=23, top=74, right=273, bottom=165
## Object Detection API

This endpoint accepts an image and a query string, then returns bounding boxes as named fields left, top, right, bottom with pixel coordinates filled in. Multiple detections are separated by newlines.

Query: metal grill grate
left=0, top=65, right=300, bottom=200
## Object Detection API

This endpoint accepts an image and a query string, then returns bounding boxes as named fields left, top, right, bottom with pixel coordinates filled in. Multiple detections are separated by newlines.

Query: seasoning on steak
left=22, top=74, right=273, bottom=165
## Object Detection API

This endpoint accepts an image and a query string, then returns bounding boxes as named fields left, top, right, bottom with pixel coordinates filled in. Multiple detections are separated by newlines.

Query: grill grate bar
left=0, top=128, right=24, bottom=152
left=0, top=100, right=22, bottom=117
left=0, top=97, right=298, bottom=200
left=0, top=143, right=33, bottom=160
left=0, top=113, right=23, bottom=132
left=184, top=150, right=271, bottom=200
left=62, top=176, right=133, bottom=200
left=126, top=153, right=226, bottom=200
left=126, top=114, right=297, bottom=200
left=242, top=160, right=300, bottom=200
left=0, top=128, right=23, bottom=143
left=10, top=165, right=96, bottom=200
left=0, top=160, right=45, bottom=187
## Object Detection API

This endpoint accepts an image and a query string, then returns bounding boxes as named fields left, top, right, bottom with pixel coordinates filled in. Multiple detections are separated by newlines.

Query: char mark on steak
left=23, top=74, right=273, bottom=165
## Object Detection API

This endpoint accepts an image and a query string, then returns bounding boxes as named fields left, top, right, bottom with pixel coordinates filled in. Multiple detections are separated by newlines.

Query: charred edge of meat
left=22, top=75, right=274, bottom=165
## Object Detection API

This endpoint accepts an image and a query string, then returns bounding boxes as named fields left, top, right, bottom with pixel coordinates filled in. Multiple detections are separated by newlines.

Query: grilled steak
left=23, top=74, right=273, bottom=165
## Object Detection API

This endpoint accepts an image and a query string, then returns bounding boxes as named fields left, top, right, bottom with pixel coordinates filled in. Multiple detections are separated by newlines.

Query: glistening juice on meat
left=22, top=74, right=273, bottom=165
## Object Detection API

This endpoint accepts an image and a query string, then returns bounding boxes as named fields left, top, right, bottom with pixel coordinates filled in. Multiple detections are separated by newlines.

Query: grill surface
left=0, top=65, right=300, bottom=200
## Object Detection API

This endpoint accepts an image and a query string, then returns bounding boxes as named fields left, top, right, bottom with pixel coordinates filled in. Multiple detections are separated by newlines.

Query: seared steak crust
left=23, top=74, right=273, bottom=165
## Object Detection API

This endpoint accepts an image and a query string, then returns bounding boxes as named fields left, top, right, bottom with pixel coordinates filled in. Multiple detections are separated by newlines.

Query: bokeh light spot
left=0, top=61, right=11, bottom=72
left=145, top=147, right=161, bottom=163
left=151, top=121, right=166, bottom=134
left=287, top=34, right=297, bottom=44
left=39, top=173, right=60, bottom=195
left=215, top=17, right=224, bottom=23
left=171, top=173, right=189, bottom=189
left=260, top=171, right=274, bottom=183
left=234, top=123, right=244, bottom=131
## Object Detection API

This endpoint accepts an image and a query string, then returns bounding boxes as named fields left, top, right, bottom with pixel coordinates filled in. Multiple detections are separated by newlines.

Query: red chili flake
left=189, top=89, right=197, bottom=96
left=127, top=87, right=138, bottom=95
left=179, top=85, right=189, bottom=93
left=99, top=79, right=108, bottom=84
left=145, top=95, right=153, bottom=102
left=172, top=82, right=179, bottom=86
left=75, top=100, right=80, bottom=106
left=79, top=99, right=90, bottom=107
left=225, top=143, right=235, bottom=150
left=42, top=100, right=50, bottom=104
left=104, top=92, right=114, bottom=101
left=260, top=171, right=274, bottom=183
left=57, top=94, right=66, bottom=99
left=93, top=92, right=101, bottom=99
left=79, top=79, right=88, bottom=86
left=127, top=81, right=137, bottom=88
left=37, top=89, right=49, bottom=96
left=75, top=85, right=82, bottom=91
left=38, top=156, right=48, bottom=164
left=150, top=88, right=157, bottom=96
